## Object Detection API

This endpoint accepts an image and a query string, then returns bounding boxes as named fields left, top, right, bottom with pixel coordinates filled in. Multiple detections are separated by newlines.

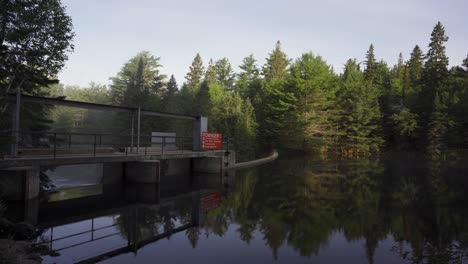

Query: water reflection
left=21, top=154, right=468, bottom=263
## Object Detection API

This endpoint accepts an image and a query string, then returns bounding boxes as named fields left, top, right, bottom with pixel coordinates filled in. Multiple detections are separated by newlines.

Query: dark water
left=20, top=154, right=468, bottom=263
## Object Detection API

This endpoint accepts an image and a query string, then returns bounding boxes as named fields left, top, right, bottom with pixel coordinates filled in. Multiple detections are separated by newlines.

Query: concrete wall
left=0, top=166, right=40, bottom=200
left=192, top=156, right=223, bottom=174
left=125, top=160, right=160, bottom=184
left=102, top=162, right=124, bottom=184
left=160, top=159, right=191, bottom=176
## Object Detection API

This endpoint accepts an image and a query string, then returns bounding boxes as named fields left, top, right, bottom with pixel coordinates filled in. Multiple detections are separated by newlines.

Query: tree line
left=48, top=21, right=468, bottom=159
left=1, top=1, right=467, bottom=159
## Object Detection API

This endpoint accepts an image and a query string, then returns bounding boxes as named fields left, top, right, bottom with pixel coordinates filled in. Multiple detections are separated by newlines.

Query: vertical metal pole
left=68, top=134, right=72, bottom=149
left=131, top=112, right=134, bottom=152
left=11, top=90, right=21, bottom=157
left=53, top=133, right=57, bottom=158
left=137, top=106, right=141, bottom=153
left=91, top=218, right=94, bottom=240
left=162, top=137, right=165, bottom=154
left=50, top=227, right=53, bottom=249
left=93, top=134, right=97, bottom=156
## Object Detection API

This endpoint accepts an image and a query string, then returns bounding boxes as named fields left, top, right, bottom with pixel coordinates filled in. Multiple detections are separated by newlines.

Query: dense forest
left=36, top=22, right=467, bottom=160
left=1, top=1, right=467, bottom=160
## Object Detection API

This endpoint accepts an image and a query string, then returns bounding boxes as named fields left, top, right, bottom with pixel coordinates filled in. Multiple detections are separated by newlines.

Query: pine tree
left=422, top=22, right=449, bottom=116
left=109, top=51, right=165, bottom=109
left=193, top=80, right=211, bottom=116
left=408, top=45, right=424, bottom=87
left=397, top=53, right=404, bottom=69
left=163, top=75, right=178, bottom=112
left=287, top=52, right=338, bottom=153
left=204, top=59, right=217, bottom=83
left=214, top=58, right=235, bottom=90
left=335, top=59, right=383, bottom=156
left=462, top=54, right=468, bottom=70
left=262, top=41, right=290, bottom=81
left=236, top=54, right=260, bottom=99
left=185, top=53, right=204, bottom=90
left=364, top=44, right=377, bottom=83
left=422, top=22, right=450, bottom=152
left=258, top=41, right=292, bottom=148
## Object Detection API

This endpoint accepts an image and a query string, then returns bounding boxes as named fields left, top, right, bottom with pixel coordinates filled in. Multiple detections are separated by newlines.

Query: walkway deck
left=0, top=150, right=228, bottom=169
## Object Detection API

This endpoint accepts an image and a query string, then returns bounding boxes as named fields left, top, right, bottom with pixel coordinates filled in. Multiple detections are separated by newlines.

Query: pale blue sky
left=59, top=0, right=468, bottom=87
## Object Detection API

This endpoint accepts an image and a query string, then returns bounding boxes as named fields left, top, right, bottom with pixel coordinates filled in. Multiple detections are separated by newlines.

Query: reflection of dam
left=10, top=171, right=230, bottom=264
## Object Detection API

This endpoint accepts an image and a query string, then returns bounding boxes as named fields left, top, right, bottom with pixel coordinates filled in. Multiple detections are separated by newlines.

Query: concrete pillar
left=192, top=156, right=223, bottom=174
left=224, top=151, right=236, bottom=168
left=102, top=162, right=124, bottom=184
left=125, top=160, right=160, bottom=183
left=0, top=166, right=40, bottom=201
left=192, top=116, right=207, bottom=151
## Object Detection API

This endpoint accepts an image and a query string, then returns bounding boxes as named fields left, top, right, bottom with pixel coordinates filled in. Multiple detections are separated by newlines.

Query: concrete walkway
left=0, top=150, right=228, bottom=169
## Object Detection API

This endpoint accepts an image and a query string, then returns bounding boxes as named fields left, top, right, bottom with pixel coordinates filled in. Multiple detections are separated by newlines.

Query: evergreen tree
left=214, top=58, right=235, bottom=90
left=193, top=80, right=211, bottom=116
left=262, top=41, right=290, bottom=81
left=258, top=41, right=292, bottom=148
left=204, top=59, right=217, bottom=83
left=335, top=59, right=383, bottom=156
left=422, top=22, right=449, bottom=117
left=185, top=53, right=204, bottom=90
left=421, top=22, right=451, bottom=153
left=397, top=53, right=404, bottom=69
left=462, top=54, right=468, bottom=69
left=236, top=54, right=261, bottom=100
left=163, top=75, right=178, bottom=113
left=408, top=46, right=424, bottom=88
left=364, top=44, right=377, bottom=83
left=109, top=51, right=165, bottom=109
left=211, top=92, right=257, bottom=160
left=287, top=52, right=338, bottom=153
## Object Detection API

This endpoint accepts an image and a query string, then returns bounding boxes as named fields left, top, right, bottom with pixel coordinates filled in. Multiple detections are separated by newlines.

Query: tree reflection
left=201, top=153, right=468, bottom=263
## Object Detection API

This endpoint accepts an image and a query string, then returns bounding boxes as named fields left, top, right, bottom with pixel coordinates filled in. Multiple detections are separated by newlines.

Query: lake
left=25, top=153, right=468, bottom=263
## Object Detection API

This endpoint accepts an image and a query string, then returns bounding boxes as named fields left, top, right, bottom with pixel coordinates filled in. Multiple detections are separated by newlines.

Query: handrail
left=0, top=130, right=232, bottom=159
left=230, top=150, right=278, bottom=169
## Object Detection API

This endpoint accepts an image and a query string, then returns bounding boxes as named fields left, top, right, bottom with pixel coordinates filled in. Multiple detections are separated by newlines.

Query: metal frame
left=6, top=93, right=198, bottom=157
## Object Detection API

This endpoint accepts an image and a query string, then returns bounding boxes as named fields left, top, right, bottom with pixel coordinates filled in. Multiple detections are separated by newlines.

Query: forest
left=36, top=22, right=468, bottom=160
left=1, top=1, right=467, bottom=160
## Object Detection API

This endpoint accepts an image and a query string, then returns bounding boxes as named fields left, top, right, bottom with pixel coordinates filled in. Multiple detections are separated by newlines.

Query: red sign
left=202, top=132, right=223, bottom=150
left=200, top=192, right=221, bottom=213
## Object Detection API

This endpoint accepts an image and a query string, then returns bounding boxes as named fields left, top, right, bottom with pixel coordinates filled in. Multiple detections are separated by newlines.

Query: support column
left=0, top=166, right=40, bottom=201
left=131, top=112, right=135, bottom=152
left=192, top=116, right=207, bottom=151
left=11, top=91, right=21, bottom=157
left=137, top=106, right=141, bottom=153
left=192, top=156, right=223, bottom=174
left=125, top=160, right=160, bottom=183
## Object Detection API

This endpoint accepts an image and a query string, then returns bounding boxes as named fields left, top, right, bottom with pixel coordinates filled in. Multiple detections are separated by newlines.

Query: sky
left=58, top=0, right=468, bottom=87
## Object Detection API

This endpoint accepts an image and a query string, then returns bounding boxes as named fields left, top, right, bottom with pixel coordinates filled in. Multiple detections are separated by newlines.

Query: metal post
left=53, top=133, right=57, bottom=158
left=11, top=90, right=21, bottom=157
left=91, top=218, right=94, bottom=240
left=50, top=227, right=53, bottom=249
left=162, top=137, right=165, bottom=154
left=137, top=106, right=141, bottom=153
left=68, top=134, right=72, bottom=149
left=93, top=134, right=97, bottom=156
left=131, top=112, right=134, bottom=152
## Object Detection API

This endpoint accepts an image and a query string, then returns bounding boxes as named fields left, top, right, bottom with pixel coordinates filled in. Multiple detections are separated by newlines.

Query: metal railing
left=0, top=130, right=232, bottom=159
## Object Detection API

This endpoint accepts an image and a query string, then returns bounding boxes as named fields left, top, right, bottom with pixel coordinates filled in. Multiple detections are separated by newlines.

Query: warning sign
left=202, top=132, right=223, bottom=150
left=200, top=192, right=222, bottom=213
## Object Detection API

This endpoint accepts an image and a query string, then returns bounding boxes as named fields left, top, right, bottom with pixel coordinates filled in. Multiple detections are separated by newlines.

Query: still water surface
left=30, top=154, right=468, bottom=263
